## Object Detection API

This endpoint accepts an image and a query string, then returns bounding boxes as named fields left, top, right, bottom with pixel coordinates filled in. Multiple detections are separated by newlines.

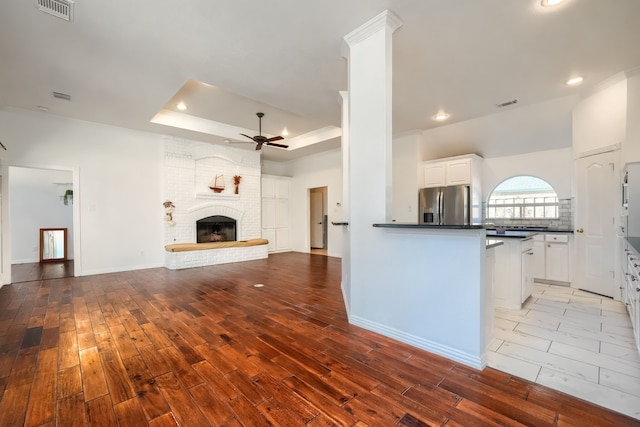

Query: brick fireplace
left=163, top=137, right=267, bottom=269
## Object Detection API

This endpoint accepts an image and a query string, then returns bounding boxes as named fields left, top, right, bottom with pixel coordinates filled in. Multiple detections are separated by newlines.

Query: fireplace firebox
left=196, top=215, right=237, bottom=243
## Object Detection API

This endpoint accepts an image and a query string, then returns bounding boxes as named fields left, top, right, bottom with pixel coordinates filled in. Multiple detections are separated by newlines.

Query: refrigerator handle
left=439, top=190, right=444, bottom=224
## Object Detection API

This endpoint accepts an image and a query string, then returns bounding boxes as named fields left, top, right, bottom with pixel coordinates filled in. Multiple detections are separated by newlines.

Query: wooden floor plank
left=0, top=383, right=31, bottom=426
left=57, top=393, right=87, bottom=427
left=86, top=394, right=118, bottom=427
left=24, top=347, right=58, bottom=426
left=0, top=253, right=637, bottom=426
left=154, top=372, right=211, bottom=427
left=78, top=346, right=109, bottom=401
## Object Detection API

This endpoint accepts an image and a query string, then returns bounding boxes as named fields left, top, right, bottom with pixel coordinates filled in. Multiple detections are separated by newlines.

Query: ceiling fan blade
left=240, top=133, right=255, bottom=141
left=266, top=135, right=284, bottom=142
left=266, top=142, right=289, bottom=149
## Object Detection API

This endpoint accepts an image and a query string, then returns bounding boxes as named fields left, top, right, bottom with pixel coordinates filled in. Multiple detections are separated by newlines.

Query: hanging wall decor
left=233, top=175, right=242, bottom=194
left=163, top=200, right=176, bottom=226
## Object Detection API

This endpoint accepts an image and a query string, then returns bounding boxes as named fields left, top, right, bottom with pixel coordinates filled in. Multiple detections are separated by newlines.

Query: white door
left=575, top=151, right=617, bottom=297
left=310, top=190, right=324, bottom=248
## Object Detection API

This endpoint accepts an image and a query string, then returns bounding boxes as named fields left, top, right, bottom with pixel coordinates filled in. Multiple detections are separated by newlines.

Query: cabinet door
left=545, top=243, right=569, bottom=282
left=275, top=179, right=290, bottom=198
left=275, top=199, right=289, bottom=228
left=533, top=240, right=545, bottom=279
left=275, top=228, right=290, bottom=251
left=446, top=159, right=472, bottom=185
left=423, top=163, right=446, bottom=188
left=521, top=249, right=534, bottom=303
left=262, top=198, right=276, bottom=228
left=262, top=177, right=275, bottom=198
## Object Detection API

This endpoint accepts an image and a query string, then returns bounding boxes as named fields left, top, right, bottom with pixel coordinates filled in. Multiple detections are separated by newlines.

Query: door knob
left=576, top=228, right=584, bottom=233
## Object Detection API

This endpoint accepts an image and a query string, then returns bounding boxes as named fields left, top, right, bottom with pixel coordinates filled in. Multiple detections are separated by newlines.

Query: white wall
left=482, top=147, right=573, bottom=199
left=281, top=149, right=343, bottom=257
left=624, top=68, right=640, bottom=162
left=9, top=167, right=74, bottom=263
left=392, top=132, right=421, bottom=222
left=572, top=74, right=627, bottom=156
left=0, top=108, right=165, bottom=282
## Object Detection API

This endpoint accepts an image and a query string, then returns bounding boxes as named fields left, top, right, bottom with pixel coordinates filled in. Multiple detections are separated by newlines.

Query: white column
left=339, top=91, right=352, bottom=314
left=343, top=10, right=401, bottom=312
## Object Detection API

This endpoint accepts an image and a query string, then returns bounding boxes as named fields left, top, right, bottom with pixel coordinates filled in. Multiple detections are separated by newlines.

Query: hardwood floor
left=12, top=261, right=74, bottom=283
left=0, top=252, right=637, bottom=426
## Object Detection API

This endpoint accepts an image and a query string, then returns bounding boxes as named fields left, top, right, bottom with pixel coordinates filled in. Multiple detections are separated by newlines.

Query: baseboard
left=350, top=314, right=486, bottom=370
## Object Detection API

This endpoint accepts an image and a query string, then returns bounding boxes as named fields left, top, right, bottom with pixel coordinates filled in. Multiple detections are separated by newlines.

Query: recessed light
left=565, top=76, right=584, bottom=86
left=541, top=0, right=564, bottom=6
left=432, top=112, right=450, bottom=122
left=176, top=102, right=187, bottom=111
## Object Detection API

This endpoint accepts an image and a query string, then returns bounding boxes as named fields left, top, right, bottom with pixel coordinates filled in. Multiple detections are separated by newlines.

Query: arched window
left=486, top=176, right=559, bottom=219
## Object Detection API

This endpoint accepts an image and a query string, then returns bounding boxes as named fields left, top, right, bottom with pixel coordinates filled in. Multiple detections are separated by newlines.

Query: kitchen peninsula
left=362, top=223, right=498, bottom=369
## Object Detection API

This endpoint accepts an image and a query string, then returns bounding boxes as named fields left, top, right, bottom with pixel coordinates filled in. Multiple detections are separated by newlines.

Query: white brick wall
left=164, top=245, right=268, bottom=270
left=163, top=137, right=266, bottom=268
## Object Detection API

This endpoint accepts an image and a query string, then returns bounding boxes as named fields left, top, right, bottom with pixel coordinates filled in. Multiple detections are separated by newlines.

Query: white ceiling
left=1, top=0, right=639, bottom=161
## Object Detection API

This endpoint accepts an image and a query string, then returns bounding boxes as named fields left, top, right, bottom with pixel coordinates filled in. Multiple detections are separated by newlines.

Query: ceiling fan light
left=281, top=128, right=289, bottom=137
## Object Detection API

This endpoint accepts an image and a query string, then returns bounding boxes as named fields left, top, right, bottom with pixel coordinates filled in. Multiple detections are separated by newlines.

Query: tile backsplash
left=482, top=197, right=573, bottom=231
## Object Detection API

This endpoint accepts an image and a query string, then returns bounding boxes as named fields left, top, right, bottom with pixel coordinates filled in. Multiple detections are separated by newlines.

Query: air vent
left=497, top=99, right=518, bottom=108
left=53, top=91, right=71, bottom=101
left=37, top=0, right=74, bottom=22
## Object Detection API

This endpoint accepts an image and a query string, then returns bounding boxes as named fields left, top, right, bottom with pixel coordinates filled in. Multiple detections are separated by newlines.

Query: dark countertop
left=373, top=223, right=484, bottom=230
left=627, top=236, right=640, bottom=254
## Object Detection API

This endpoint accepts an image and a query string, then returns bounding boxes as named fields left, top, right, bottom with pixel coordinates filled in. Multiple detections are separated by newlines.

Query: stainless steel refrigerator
left=418, top=185, right=470, bottom=225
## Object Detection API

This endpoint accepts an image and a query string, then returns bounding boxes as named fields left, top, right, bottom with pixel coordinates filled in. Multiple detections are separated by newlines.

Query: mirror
left=40, top=228, right=68, bottom=262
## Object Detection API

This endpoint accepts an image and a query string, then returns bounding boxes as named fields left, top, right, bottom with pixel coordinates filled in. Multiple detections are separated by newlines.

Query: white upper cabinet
left=446, top=158, right=472, bottom=185
left=422, top=154, right=480, bottom=188
left=422, top=154, right=483, bottom=224
left=423, top=163, right=447, bottom=187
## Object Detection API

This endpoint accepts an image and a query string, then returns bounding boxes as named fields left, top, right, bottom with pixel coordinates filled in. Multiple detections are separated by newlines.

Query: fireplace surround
left=163, top=137, right=267, bottom=269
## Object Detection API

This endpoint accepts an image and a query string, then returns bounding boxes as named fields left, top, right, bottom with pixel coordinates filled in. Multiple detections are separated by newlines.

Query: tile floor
left=488, top=283, right=640, bottom=420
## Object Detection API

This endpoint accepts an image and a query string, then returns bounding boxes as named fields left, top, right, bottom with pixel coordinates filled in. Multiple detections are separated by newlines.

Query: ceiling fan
left=240, top=112, right=289, bottom=150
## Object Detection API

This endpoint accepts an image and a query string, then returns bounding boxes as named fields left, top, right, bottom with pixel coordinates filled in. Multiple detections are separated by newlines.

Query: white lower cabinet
left=485, top=247, right=496, bottom=346
left=625, top=243, right=640, bottom=354
left=533, top=233, right=571, bottom=284
left=521, top=247, right=535, bottom=304
left=494, top=237, right=534, bottom=310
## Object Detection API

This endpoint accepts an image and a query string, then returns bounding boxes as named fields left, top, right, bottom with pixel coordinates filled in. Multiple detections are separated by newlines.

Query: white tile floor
left=488, top=283, right=640, bottom=420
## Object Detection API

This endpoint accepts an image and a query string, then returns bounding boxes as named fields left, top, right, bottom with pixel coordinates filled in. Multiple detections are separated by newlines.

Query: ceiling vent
left=53, top=91, right=71, bottom=101
left=37, top=0, right=74, bottom=22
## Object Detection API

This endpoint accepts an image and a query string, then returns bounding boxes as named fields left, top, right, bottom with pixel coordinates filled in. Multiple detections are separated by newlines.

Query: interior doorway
left=310, top=186, right=328, bottom=255
left=8, top=166, right=75, bottom=282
